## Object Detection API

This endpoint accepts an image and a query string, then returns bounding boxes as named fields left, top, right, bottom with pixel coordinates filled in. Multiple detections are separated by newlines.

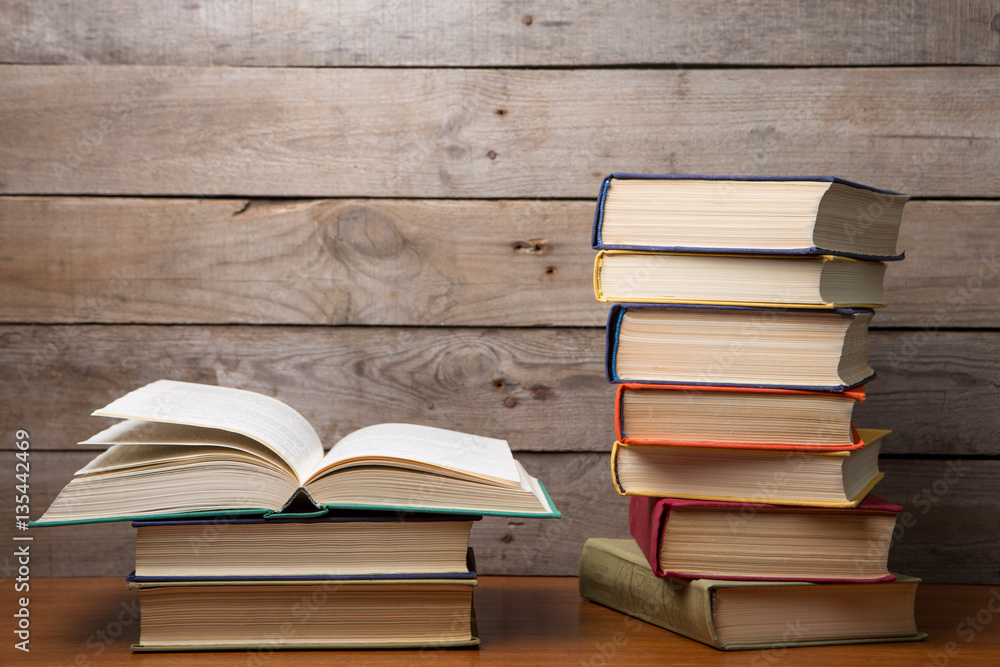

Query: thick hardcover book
left=605, top=304, right=876, bottom=391
left=591, top=173, right=907, bottom=261
left=593, top=250, right=887, bottom=308
left=33, top=380, right=559, bottom=525
left=615, top=383, right=865, bottom=451
left=629, top=494, right=900, bottom=582
left=127, top=575, right=480, bottom=651
left=132, top=514, right=479, bottom=578
left=578, top=538, right=926, bottom=651
left=609, top=429, right=888, bottom=507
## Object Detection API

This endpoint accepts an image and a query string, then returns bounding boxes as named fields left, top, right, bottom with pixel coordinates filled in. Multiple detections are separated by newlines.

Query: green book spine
left=578, top=537, right=723, bottom=649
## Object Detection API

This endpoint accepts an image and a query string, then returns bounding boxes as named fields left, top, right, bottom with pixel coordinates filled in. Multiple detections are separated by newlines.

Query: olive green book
left=578, top=538, right=926, bottom=651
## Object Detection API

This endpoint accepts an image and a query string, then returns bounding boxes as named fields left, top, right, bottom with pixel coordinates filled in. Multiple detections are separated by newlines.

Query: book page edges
left=132, top=638, right=482, bottom=652
left=579, top=538, right=923, bottom=651
left=316, top=474, right=560, bottom=518
left=611, top=443, right=882, bottom=508
left=717, top=633, right=926, bottom=652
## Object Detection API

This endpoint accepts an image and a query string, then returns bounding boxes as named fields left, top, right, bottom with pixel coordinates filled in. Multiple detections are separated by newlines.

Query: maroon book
left=629, top=494, right=901, bottom=583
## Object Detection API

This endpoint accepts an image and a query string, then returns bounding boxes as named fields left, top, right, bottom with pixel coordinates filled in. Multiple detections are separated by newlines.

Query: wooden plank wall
left=1, top=1, right=998, bottom=582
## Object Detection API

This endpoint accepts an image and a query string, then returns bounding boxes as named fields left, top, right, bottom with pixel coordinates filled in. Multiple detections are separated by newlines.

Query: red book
left=629, top=494, right=901, bottom=583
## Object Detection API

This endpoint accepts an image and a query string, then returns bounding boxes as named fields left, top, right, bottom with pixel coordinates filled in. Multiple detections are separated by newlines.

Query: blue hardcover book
left=130, top=513, right=480, bottom=579
left=605, top=303, right=876, bottom=392
left=591, top=173, right=907, bottom=261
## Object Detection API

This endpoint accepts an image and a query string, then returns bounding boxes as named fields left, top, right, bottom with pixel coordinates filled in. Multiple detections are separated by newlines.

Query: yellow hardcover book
left=594, top=250, right=887, bottom=308
left=609, top=429, right=888, bottom=508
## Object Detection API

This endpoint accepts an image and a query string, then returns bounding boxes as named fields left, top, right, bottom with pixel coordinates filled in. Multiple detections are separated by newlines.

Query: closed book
left=127, top=574, right=480, bottom=651
left=615, top=383, right=865, bottom=451
left=594, top=251, right=887, bottom=307
left=605, top=304, right=875, bottom=391
left=610, top=429, right=887, bottom=508
left=132, top=513, right=478, bottom=578
left=591, top=173, right=907, bottom=261
left=578, top=538, right=926, bottom=651
left=629, top=494, right=900, bottom=582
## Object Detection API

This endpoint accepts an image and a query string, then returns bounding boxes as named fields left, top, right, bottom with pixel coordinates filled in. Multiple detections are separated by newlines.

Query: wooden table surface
left=3, top=576, right=998, bottom=666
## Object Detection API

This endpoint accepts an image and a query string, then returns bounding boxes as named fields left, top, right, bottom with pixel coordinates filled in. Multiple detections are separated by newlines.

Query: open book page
left=92, top=380, right=323, bottom=485
left=515, top=460, right=556, bottom=514
left=310, top=423, right=521, bottom=487
left=81, top=420, right=294, bottom=477
left=76, top=443, right=290, bottom=476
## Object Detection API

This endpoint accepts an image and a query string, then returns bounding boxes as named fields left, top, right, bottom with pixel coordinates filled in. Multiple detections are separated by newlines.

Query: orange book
left=615, top=383, right=866, bottom=451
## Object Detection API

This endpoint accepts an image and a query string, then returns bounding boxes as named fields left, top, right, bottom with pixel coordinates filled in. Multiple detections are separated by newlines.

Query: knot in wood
left=511, top=238, right=549, bottom=254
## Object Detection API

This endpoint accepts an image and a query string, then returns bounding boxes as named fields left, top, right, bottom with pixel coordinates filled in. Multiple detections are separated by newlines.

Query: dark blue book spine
left=604, top=304, right=876, bottom=392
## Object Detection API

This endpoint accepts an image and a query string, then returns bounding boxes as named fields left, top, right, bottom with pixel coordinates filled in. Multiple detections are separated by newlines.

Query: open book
left=34, top=380, right=559, bottom=525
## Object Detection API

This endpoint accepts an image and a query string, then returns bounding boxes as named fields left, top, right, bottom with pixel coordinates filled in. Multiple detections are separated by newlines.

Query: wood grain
left=879, top=200, right=1000, bottom=328
left=3, top=1, right=999, bottom=66
left=879, top=458, right=1000, bottom=585
left=1, top=197, right=998, bottom=327
left=2, top=66, right=998, bottom=198
left=0, top=325, right=616, bottom=454
left=1, top=325, right=997, bottom=456
left=0, top=196, right=603, bottom=327
left=12, top=451, right=997, bottom=582
left=860, top=331, right=1000, bottom=456
left=3, top=578, right=998, bottom=666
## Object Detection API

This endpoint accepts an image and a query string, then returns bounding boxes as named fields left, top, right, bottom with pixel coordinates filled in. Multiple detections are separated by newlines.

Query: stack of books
left=34, top=380, right=560, bottom=651
left=579, top=174, right=927, bottom=650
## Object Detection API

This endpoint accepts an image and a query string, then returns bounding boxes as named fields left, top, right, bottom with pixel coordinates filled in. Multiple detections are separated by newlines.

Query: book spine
left=578, top=540, right=722, bottom=649
left=593, top=251, right=607, bottom=302
left=604, top=305, right=626, bottom=382
left=627, top=495, right=666, bottom=575
left=609, top=442, right=627, bottom=495
left=590, top=175, right=614, bottom=249
left=613, top=384, right=626, bottom=441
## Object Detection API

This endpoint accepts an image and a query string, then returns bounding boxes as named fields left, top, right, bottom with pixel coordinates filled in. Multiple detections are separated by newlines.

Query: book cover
left=128, top=576, right=480, bottom=651
left=593, top=250, right=888, bottom=308
left=132, top=514, right=480, bottom=578
left=591, top=173, right=906, bottom=261
left=614, top=383, right=866, bottom=451
left=578, top=538, right=926, bottom=651
left=609, top=429, right=888, bottom=507
left=604, top=303, right=876, bottom=391
left=628, top=494, right=900, bottom=582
